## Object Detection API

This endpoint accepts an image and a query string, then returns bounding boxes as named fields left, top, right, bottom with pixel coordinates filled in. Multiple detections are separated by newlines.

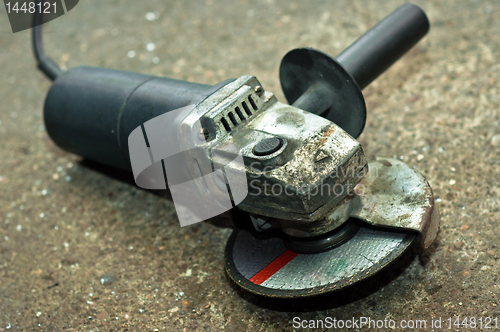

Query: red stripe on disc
left=249, top=250, right=299, bottom=285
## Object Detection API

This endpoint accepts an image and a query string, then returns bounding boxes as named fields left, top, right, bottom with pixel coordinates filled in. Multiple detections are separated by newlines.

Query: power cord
left=32, top=0, right=62, bottom=81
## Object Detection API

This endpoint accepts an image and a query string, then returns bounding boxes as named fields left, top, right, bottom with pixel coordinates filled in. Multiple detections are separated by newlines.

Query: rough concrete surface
left=1, top=0, right=499, bottom=330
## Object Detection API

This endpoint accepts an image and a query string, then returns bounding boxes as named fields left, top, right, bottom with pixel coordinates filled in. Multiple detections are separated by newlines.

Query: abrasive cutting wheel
left=225, top=157, right=439, bottom=298
left=225, top=221, right=414, bottom=298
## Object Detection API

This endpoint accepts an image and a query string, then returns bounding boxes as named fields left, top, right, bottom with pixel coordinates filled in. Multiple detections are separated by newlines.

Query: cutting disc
left=225, top=221, right=415, bottom=298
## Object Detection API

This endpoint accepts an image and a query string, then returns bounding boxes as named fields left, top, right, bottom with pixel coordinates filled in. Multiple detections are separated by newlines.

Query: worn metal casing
left=179, top=75, right=367, bottom=234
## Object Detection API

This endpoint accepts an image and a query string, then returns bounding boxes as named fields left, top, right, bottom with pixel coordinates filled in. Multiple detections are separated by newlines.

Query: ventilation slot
left=242, top=101, right=252, bottom=116
left=235, top=107, right=245, bottom=121
left=228, top=112, right=238, bottom=126
left=248, top=95, right=258, bottom=111
left=220, top=117, right=231, bottom=132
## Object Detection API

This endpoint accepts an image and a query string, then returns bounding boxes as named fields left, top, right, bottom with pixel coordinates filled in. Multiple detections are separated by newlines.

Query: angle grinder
left=33, top=3, right=439, bottom=298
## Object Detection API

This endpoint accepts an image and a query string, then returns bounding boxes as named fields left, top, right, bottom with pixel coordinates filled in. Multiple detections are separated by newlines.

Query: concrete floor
left=1, top=0, right=499, bottom=330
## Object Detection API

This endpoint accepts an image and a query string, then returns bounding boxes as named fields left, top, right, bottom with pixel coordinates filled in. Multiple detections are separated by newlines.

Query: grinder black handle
left=44, top=66, right=231, bottom=171
left=279, top=3, right=430, bottom=138
left=336, top=3, right=429, bottom=90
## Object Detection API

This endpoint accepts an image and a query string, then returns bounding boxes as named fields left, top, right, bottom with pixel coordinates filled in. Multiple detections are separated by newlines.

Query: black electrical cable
left=32, top=0, right=62, bottom=81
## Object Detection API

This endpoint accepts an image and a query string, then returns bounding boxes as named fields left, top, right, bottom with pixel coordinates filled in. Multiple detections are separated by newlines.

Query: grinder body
left=44, top=66, right=231, bottom=170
